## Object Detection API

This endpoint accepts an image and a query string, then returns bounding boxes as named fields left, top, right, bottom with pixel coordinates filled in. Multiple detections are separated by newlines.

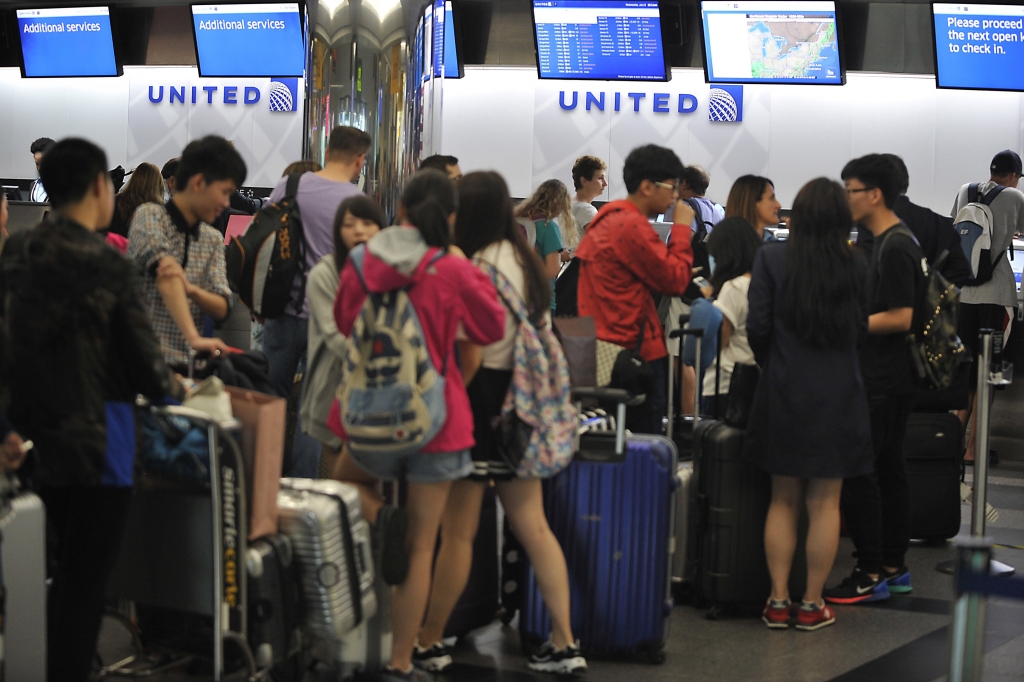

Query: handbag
left=552, top=316, right=597, bottom=388
left=724, top=363, right=760, bottom=428
left=608, top=324, right=653, bottom=406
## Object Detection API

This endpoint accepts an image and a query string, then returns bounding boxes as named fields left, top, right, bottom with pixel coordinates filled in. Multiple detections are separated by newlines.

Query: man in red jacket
left=576, top=144, right=695, bottom=433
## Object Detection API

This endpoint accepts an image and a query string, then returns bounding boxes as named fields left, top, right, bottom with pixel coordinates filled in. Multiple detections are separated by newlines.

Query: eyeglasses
left=653, top=181, right=679, bottom=192
left=845, top=187, right=872, bottom=196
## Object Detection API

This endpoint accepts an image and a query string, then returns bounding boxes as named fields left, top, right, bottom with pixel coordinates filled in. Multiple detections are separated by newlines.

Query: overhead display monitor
left=932, top=4, right=1024, bottom=92
left=16, top=6, right=120, bottom=78
left=532, top=0, right=670, bottom=82
left=444, top=1, right=463, bottom=78
left=191, top=3, right=304, bottom=77
left=701, top=1, right=843, bottom=85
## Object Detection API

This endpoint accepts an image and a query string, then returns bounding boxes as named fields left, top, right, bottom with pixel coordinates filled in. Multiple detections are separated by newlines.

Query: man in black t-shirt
left=825, top=154, right=926, bottom=606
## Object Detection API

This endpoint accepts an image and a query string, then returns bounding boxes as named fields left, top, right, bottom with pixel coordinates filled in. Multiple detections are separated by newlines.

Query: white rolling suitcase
left=277, top=479, right=376, bottom=645
left=0, top=476, right=47, bottom=681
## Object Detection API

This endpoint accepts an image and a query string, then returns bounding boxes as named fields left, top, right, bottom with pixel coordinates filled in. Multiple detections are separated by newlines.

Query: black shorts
left=466, top=367, right=516, bottom=482
left=959, top=302, right=1007, bottom=388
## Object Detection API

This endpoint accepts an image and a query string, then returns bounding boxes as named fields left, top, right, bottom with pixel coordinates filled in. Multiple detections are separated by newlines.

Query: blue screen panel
left=17, top=7, right=119, bottom=78
left=701, top=1, right=842, bottom=85
left=192, top=3, right=304, bottom=77
left=533, top=0, right=668, bottom=81
left=933, top=4, right=1024, bottom=92
left=433, top=0, right=445, bottom=78
left=443, top=2, right=461, bottom=78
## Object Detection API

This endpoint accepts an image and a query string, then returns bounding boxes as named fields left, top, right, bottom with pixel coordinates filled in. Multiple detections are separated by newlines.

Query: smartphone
left=693, top=276, right=711, bottom=289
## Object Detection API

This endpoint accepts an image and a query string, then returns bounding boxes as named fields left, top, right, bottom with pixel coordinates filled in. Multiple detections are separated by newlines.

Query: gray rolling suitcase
left=0, top=477, right=47, bottom=681
left=277, top=478, right=376, bottom=646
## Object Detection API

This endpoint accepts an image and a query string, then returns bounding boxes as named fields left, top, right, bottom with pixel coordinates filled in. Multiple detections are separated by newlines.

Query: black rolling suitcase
left=904, top=412, right=963, bottom=541
left=247, top=534, right=301, bottom=671
left=687, top=419, right=807, bottom=617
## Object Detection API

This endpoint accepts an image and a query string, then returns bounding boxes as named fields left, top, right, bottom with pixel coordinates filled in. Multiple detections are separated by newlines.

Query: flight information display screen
left=17, top=6, right=119, bottom=77
left=933, top=4, right=1024, bottom=92
left=532, top=0, right=669, bottom=81
left=701, top=1, right=843, bottom=85
left=192, top=3, right=304, bottom=77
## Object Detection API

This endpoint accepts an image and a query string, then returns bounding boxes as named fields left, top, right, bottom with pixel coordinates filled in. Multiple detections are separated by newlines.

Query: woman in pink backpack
left=331, top=169, right=504, bottom=682
left=412, top=172, right=587, bottom=676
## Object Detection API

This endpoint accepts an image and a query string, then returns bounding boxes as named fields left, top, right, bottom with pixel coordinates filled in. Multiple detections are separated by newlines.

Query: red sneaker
left=795, top=601, right=836, bottom=631
left=762, top=598, right=791, bottom=629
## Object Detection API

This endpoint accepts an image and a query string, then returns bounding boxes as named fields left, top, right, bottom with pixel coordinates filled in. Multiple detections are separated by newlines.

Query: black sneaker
left=527, top=640, right=587, bottom=675
left=375, top=666, right=436, bottom=682
left=412, top=642, right=452, bottom=672
left=823, top=568, right=890, bottom=605
left=375, top=505, right=409, bottom=585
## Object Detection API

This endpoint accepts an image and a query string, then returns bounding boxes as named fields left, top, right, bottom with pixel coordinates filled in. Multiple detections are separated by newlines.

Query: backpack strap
left=981, top=185, right=1006, bottom=206
left=348, top=244, right=368, bottom=289
left=284, top=173, right=302, bottom=200
left=967, top=183, right=980, bottom=205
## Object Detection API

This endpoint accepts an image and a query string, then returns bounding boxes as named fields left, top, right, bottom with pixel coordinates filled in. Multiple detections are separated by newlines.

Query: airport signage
left=146, top=77, right=299, bottom=112
left=558, top=85, right=744, bottom=122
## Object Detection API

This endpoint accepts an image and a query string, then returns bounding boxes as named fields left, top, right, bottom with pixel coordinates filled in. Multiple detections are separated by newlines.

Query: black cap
left=990, top=150, right=1023, bottom=176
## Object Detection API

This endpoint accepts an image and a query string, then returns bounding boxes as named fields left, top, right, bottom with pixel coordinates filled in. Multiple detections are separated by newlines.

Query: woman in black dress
left=747, top=177, right=872, bottom=631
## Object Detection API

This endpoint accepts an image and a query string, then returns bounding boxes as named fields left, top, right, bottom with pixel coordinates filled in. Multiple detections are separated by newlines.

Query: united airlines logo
left=146, top=78, right=300, bottom=113
left=269, top=78, right=299, bottom=112
left=708, top=85, right=743, bottom=123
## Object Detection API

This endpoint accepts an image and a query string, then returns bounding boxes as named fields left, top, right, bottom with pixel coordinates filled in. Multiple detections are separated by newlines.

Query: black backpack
left=226, top=174, right=306, bottom=318
left=876, top=226, right=965, bottom=390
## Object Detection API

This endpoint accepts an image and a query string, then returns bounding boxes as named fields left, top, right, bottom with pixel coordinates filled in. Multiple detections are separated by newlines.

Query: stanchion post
left=971, top=331, right=993, bottom=537
left=948, top=536, right=992, bottom=682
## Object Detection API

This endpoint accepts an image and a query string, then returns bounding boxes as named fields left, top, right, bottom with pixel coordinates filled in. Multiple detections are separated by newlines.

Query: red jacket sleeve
left=456, top=259, right=505, bottom=346
left=619, top=220, right=694, bottom=296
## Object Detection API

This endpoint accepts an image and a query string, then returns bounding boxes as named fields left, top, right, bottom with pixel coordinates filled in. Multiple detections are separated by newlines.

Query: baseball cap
left=990, top=150, right=1023, bottom=176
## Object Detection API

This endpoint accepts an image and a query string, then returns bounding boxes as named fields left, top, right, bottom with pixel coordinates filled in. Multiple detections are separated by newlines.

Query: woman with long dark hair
left=726, top=174, right=782, bottom=240
left=331, top=169, right=505, bottom=681
left=747, top=177, right=872, bottom=632
left=413, top=172, right=586, bottom=676
left=700, top=216, right=761, bottom=412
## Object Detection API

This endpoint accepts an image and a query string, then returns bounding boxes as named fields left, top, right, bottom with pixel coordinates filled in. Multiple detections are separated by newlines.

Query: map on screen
left=702, top=1, right=843, bottom=85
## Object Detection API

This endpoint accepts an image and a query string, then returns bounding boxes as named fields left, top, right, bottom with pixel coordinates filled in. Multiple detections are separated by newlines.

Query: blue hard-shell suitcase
left=519, top=434, right=678, bottom=663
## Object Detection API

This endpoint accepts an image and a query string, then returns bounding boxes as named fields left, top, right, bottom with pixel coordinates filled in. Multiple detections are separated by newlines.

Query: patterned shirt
left=126, top=201, right=233, bottom=367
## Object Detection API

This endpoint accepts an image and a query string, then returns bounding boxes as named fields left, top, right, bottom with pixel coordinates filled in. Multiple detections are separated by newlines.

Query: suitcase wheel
left=641, top=646, right=666, bottom=665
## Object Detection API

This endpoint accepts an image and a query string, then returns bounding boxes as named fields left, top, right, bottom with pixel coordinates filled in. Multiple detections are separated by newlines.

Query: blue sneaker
left=885, top=567, right=913, bottom=594
left=823, top=568, right=891, bottom=605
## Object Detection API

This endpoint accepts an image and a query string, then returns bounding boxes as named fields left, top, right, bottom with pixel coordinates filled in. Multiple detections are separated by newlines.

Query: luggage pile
left=98, top=405, right=393, bottom=681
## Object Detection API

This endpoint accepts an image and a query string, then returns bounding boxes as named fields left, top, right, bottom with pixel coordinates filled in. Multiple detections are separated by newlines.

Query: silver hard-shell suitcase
left=0, top=483, right=47, bottom=681
left=278, top=478, right=376, bottom=643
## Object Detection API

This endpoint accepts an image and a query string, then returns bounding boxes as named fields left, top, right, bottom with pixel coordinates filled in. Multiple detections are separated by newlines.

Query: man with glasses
left=575, top=144, right=695, bottom=433
left=825, top=154, right=926, bottom=605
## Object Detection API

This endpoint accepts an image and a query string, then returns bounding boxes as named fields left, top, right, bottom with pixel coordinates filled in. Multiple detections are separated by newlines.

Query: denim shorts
left=349, top=448, right=473, bottom=484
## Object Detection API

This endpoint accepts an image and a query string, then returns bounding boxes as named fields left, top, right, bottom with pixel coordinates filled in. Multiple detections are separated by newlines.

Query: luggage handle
left=667, top=314, right=702, bottom=440
left=572, top=388, right=628, bottom=456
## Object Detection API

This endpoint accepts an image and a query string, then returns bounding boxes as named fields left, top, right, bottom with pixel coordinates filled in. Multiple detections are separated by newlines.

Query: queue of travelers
left=2, top=126, right=1022, bottom=681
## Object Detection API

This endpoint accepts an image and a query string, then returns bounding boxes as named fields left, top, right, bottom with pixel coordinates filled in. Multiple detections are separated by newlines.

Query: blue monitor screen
left=433, top=0, right=445, bottom=78
left=444, top=1, right=461, bottom=77
left=192, top=3, right=304, bottom=77
left=701, top=1, right=843, bottom=85
left=17, top=7, right=119, bottom=78
left=933, top=3, right=1024, bottom=92
left=532, top=0, right=668, bottom=81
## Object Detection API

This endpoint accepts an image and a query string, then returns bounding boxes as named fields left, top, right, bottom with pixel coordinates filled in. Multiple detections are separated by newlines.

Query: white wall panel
left=3, top=65, right=304, bottom=188
left=440, top=68, right=536, bottom=198
left=440, top=67, right=1024, bottom=216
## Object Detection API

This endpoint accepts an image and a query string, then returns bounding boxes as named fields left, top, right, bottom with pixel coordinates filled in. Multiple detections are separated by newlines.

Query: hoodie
left=331, top=226, right=505, bottom=454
